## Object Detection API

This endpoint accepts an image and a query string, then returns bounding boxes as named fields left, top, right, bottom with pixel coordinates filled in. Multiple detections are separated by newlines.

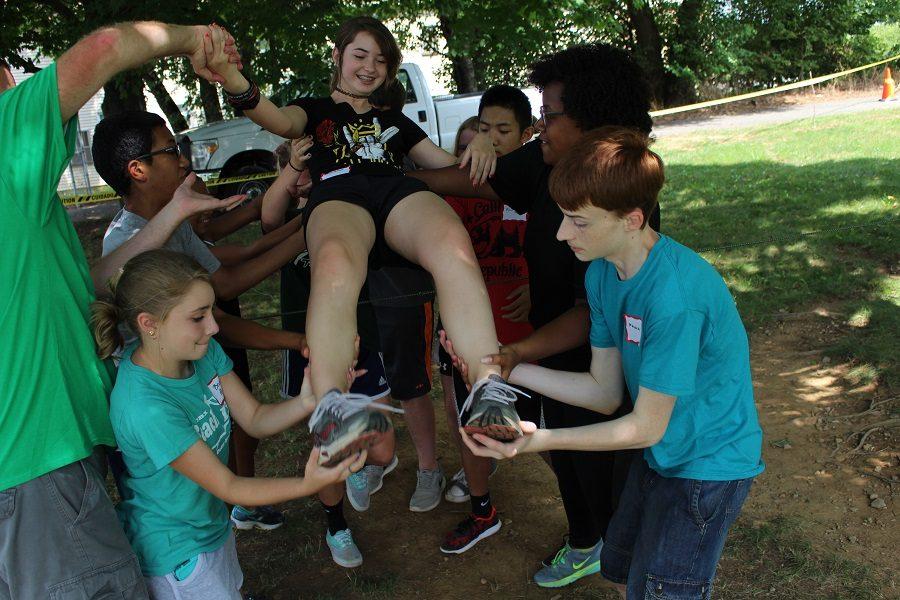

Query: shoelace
left=309, top=390, right=404, bottom=431
left=459, top=377, right=529, bottom=418
left=550, top=544, right=572, bottom=566
left=416, top=469, right=442, bottom=487
left=348, top=469, right=368, bottom=490
left=331, top=528, right=355, bottom=548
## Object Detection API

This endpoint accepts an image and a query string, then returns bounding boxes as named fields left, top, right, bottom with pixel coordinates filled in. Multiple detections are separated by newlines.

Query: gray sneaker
left=345, top=468, right=370, bottom=512
left=367, top=454, right=399, bottom=495
left=325, top=528, right=363, bottom=568
left=409, top=466, right=446, bottom=512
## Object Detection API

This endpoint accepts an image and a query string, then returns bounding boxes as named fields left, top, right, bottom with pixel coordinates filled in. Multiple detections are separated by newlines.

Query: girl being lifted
left=205, top=17, right=520, bottom=463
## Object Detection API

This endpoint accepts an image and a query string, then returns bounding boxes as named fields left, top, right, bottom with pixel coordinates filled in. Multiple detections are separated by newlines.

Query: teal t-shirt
left=585, top=234, right=764, bottom=481
left=0, top=63, right=116, bottom=491
left=111, top=339, right=234, bottom=576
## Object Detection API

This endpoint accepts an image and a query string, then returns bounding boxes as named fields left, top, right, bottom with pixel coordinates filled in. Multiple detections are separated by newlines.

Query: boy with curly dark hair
left=411, top=43, right=658, bottom=587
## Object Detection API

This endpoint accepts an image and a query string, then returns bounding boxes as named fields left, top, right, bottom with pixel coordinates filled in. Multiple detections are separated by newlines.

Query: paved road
left=654, top=94, right=898, bottom=137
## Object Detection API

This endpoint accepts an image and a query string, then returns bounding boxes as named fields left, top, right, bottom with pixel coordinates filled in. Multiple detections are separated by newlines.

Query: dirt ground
left=231, top=308, right=898, bottom=599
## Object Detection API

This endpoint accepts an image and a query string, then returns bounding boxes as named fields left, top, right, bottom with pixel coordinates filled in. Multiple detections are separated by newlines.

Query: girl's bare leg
left=306, top=202, right=375, bottom=399
left=384, top=191, right=500, bottom=386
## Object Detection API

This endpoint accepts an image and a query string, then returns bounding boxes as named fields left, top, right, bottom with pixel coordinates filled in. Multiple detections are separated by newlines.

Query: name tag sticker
left=624, top=314, right=642, bottom=345
left=207, top=376, right=225, bottom=404
left=320, top=166, right=351, bottom=181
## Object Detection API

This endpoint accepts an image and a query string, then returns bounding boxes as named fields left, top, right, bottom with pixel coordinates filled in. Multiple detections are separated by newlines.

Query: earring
left=148, top=330, right=156, bottom=338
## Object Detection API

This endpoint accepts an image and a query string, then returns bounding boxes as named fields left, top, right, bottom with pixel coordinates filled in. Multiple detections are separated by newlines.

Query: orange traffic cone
left=881, top=67, right=896, bottom=101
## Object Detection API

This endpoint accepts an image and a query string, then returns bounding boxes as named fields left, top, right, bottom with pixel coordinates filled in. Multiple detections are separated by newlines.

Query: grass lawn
left=655, top=108, right=899, bottom=388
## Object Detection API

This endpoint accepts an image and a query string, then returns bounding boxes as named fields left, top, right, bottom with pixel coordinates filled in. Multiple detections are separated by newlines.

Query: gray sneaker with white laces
left=309, top=389, right=403, bottom=466
left=409, top=466, right=446, bottom=512
left=460, top=375, right=525, bottom=441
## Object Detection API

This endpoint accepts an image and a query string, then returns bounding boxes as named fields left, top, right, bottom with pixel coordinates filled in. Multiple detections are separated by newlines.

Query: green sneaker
left=533, top=540, right=602, bottom=588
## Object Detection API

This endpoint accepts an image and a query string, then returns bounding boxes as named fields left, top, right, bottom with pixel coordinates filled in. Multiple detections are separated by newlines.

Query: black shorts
left=374, top=302, right=434, bottom=400
left=281, top=345, right=390, bottom=400
left=304, top=174, right=430, bottom=270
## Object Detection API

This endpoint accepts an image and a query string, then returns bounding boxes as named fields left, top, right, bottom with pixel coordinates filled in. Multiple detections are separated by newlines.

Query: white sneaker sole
left=329, top=550, right=363, bottom=568
left=230, top=517, right=283, bottom=531
left=444, top=484, right=470, bottom=503
left=440, top=520, right=501, bottom=554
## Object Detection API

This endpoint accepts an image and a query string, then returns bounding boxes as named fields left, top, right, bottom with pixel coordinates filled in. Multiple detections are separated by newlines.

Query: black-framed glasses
left=132, top=144, right=181, bottom=162
left=539, top=105, right=565, bottom=124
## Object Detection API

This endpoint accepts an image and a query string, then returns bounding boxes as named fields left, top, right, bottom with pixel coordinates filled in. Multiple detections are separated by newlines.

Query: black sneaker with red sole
left=440, top=506, right=501, bottom=554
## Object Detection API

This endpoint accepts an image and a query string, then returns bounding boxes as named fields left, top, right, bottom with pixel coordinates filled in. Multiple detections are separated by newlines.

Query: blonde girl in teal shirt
left=92, top=249, right=365, bottom=598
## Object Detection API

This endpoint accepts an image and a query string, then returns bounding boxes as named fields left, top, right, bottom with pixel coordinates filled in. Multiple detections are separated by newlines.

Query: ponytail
left=90, top=300, right=124, bottom=360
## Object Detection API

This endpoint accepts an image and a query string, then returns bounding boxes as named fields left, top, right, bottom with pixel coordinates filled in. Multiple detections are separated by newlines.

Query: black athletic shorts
left=281, top=345, right=390, bottom=400
left=304, top=174, right=430, bottom=270
left=374, top=302, right=434, bottom=401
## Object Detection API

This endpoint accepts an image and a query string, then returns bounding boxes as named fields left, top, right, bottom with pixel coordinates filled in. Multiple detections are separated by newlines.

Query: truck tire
left=219, top=163, right=274, bottom=201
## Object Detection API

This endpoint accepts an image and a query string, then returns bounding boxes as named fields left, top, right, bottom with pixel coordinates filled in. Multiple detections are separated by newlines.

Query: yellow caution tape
left=61, top=171, right=278, bottom=207
left=650, top=53, right=900, bottom=117
left=203, top=171, right=277, bottom=188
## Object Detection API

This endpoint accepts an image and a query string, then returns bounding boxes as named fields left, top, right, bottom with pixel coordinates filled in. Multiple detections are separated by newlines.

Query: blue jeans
left=600, top=456, right=753, bottom=599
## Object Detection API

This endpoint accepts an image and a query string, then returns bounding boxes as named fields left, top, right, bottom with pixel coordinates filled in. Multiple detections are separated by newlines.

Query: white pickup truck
left=182, top=63, right=541, bottom=197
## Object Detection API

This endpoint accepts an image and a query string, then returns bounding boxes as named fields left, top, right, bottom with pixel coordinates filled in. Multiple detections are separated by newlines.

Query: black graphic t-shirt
left=289, top=97, right=428, bottom=183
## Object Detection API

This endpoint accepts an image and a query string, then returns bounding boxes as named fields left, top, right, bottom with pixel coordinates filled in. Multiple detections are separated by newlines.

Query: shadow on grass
left=660, top=158, right=898, bottom=386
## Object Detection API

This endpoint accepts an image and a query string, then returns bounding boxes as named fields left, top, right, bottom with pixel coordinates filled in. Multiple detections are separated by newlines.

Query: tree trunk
left=198, top=78, right=224, bottom=124
left=626, top=0, right=666, bottom=106
left=666, top=0, right=708, bottom=104
left=438, top=14, right=477, bottom=93
left=101, top=70, right=146, bottom=117
left=144, top=69, right=189, bottom=132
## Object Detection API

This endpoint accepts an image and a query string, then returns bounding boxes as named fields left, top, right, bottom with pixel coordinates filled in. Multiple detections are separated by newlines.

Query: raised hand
left=290, top=136, right=314, bottom=171
left=203, top=24, right=242, bottom=85
left=172, top=173, right=246, bottom=220
left=458, top=131, right=498, bottom=186
left=188, top=25, right=241, bottom=84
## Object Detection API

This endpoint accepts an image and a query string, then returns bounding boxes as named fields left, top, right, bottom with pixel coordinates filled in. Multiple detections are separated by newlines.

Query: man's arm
left=208, top=216, right=302, bottom=267
left=55, top=21, right=233, bottom=123
left=473, top=304, right=590, bottom=380
left=524, top=388, right=675, bottom=452
left=210, top=231, right=306, bottom=300
left=214, top=309, right=306, bottom=353
left=509, top=346, right=624, bottom=415
left=197, top=195, right=262, bottom=242
left=90, top=174, right=243, bottom=296
left=407, top=165, right=501, bottom=201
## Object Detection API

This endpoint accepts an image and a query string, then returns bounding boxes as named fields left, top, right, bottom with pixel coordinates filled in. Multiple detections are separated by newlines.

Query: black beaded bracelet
left=226, top=79, right=261, bottom=111
left=288, top=161, right=303, bottom=172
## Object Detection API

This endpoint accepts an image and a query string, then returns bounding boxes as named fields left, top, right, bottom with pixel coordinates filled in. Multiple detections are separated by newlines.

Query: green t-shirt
left=0, top=63, right=116, bottom=491
left=111, top=339, right=234, bottom=576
